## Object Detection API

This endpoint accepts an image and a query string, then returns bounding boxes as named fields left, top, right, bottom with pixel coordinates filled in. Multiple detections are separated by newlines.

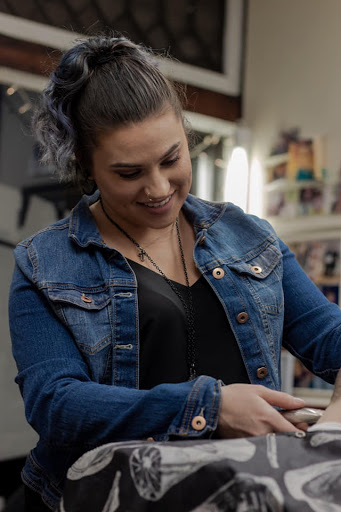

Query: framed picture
left=0, top=0, right=245, bottom=96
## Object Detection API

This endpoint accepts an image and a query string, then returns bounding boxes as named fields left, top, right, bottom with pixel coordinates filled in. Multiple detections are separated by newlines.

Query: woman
left=9, top=34, right=341, bottom=510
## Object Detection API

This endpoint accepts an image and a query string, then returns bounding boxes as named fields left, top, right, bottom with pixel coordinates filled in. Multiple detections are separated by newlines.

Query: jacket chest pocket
left=229, top=244, right=284, bottom=315
left=48, top=286, right=112, bottom=354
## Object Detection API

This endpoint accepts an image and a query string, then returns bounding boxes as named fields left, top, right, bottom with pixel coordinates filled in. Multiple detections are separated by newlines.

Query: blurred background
left=1, top=0, right=341, bottom=507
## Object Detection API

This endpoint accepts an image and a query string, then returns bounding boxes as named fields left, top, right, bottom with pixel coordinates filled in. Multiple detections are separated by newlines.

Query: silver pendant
left=138, top=249, right=146, bottom=262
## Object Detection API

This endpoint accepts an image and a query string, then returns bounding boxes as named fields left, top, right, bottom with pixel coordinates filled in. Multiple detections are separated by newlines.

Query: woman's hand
left=216, top=383, right=306, bottom=438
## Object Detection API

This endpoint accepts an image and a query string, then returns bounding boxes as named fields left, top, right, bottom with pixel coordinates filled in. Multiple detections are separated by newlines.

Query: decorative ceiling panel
left=0, top=0, right=225, bottom=72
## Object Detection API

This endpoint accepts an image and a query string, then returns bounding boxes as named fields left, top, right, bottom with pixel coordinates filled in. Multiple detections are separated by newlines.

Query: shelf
left=265, top=153, right=289, bottom=167
left=265, top=178, right=324, bottom=192
left=267, top=214, right=341, bottom=241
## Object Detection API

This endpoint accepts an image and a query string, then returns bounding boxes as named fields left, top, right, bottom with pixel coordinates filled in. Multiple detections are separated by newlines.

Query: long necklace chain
left=99, top=198, right=197, bottom=380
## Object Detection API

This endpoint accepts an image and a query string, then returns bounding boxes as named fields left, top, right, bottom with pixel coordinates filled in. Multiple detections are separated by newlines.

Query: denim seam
left=41, top=283, right=110, bottom=292
left=134, top=288, right=139, bottom=389
left=190, top=200, right=226, bottom=229
left=201, top=271, right=253, bottom=381
left=48, top=296, right=110, bottom=310
left=264, top=303, right=284, bottom=315
left=287, top=345, right=340, bottom=379
left=179, top=376, right=208, bottom=434
left=27, top=244, right=39, bottom=283
left=77, top=334, right=112, bottom=355
left=26, top=452, right=63, bottom=492
left=112, top=284, right=118, bottom=386
left=103, top=345, right=113, bottom=383
left=196, top=239, right=279, bottom=272
left=243, top=275, right=277, bottom=378
left=207, top=380, right=219, bottom=428
left=244, top=274, right=282, bottom=320
left=226, top=239, right=280, bottom=269
left=17, top=222, right=69, bottom=248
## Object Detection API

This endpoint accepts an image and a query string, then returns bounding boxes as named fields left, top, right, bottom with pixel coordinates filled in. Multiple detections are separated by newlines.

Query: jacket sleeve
left=280, top=238, right=341, bottom=383
left=9, top=262, right=221, bottom=451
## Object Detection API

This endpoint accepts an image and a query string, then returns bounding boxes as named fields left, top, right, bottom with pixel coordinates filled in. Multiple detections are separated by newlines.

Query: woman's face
left=91, top=107, right=192, bottom=232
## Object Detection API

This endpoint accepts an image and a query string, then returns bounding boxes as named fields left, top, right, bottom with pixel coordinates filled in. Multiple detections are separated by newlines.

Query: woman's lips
left=138, top=192, right=175, bottom=213
left=144, top=195, right=172, bottom=208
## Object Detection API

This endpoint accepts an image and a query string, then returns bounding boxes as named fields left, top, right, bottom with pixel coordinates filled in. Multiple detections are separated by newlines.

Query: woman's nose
left=144, top=171, right=170, bottom=200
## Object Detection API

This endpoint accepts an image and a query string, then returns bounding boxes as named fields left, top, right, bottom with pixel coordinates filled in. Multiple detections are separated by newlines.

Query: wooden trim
left=0, top=35, right=60, bottom=76
left=0, top=35, right=241, bottom=122
left=0, top=6, right=244, bottom=95
left=185, top=84, right=241, bottom=122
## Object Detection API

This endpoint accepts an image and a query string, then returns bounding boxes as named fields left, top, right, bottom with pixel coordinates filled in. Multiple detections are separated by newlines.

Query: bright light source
left=6, top=86, right=16, bottom=96
left=196, top=152, right=212, bottom=200
left=224, top=147, right=249, bottom=211
left=18, top=103, right=31, bottom=114
left=248, top=157, right=264, bottom=217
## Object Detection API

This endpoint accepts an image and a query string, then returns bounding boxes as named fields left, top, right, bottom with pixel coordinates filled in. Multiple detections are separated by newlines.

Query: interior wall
left=0, top=184, right=55, bottom=459
left=243, top=0, right=341, bottom=186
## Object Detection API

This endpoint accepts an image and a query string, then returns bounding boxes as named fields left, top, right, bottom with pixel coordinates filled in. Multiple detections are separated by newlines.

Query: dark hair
left=33, top=34, right=187, bottom=192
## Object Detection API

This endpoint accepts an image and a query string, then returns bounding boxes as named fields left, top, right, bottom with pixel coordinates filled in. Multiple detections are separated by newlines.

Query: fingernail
left=293, top=397, right=305, bottom=404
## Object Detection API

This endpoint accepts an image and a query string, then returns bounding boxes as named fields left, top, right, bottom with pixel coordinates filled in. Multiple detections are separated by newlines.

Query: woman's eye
left=162, top=155, right=180, bottom=167
left=118, top=170, right=141, bottom=179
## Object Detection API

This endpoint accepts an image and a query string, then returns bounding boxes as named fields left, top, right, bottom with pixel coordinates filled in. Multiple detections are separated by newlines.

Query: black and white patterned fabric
left=57, top=431, right=341, bottom=511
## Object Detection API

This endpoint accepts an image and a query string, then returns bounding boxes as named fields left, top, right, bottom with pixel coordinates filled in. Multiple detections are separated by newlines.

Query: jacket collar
left=68, top=191, right=104, bottom=248
left=182, top=194, right=227, bottom=232
left=68, top=191, right=228, bottom=248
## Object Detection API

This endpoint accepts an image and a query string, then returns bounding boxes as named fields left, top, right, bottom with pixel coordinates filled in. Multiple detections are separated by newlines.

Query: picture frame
left=0, top=0, right=245, bottom=96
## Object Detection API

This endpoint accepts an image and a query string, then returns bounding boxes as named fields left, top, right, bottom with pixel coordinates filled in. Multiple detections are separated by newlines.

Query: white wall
left=0, top=184, right=56, bottom=459
left=243, top=0, right=341, bottom=188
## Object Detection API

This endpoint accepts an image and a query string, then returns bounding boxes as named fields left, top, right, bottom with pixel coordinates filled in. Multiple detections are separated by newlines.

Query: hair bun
left=87, top=36, right=138, bottom=68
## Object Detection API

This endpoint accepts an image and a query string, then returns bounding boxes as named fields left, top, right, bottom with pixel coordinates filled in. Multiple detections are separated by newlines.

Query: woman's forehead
left=95, top=109, right=185, bottom=155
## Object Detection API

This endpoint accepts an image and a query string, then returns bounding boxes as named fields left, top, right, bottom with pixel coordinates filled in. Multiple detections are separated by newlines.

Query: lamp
left=248, top=157, right=264, bottom=216
left=196, top=152, right=213, bottom=200
left=224, top=146, right=249, bottom=211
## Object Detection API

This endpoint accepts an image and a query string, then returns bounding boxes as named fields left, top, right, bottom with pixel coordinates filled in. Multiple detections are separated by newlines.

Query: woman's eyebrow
left=109, top=142, right=181, bottom=169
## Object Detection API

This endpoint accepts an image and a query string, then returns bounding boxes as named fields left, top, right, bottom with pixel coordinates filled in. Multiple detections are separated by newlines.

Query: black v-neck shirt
left=128, top=260, right=250, bottom=389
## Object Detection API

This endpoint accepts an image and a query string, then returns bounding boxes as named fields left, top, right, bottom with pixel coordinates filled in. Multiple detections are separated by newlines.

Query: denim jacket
left=9, top=192, right=341, bottom=509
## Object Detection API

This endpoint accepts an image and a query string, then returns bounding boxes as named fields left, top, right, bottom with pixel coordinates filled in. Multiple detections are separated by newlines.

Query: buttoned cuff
left=166, top=375, right=221, bottom=438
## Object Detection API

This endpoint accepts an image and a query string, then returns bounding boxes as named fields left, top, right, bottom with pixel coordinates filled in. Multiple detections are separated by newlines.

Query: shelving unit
left=268, top=214, right=341, bottom=242
left=264, top=146, right=341, bottom=404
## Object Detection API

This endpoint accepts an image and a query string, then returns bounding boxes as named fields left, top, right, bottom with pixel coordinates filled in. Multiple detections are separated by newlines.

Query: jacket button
left=251, top=265, right=262, bottom=274
left=212, top=267, right=225, bottom=279
left=199, top=235, right=206, bottom=245
left=257, top=366, right=268, bottom=379
left=237, top=312, right=249, bottom=323
left=191, top=416, right=207, bottom=431
left=81, top=294, right=92, bottom=303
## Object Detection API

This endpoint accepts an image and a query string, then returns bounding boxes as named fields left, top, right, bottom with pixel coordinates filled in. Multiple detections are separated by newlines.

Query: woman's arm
left=281, top=239, right=341, bottom=383
left=9, top=265, right=220, bottom=450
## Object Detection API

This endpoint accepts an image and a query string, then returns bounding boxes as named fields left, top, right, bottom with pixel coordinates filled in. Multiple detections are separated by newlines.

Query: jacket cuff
left=165, top=376, right=221, bottom=439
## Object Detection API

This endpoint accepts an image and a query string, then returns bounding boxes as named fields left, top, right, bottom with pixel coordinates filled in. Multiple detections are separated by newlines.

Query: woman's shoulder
left=13, top=193, right=100, bottom=269
left=16, top=216, right=71, bottom=248
left=184, top=194, right=276, bottom=237
left=13, top=215, right=74, bottom=278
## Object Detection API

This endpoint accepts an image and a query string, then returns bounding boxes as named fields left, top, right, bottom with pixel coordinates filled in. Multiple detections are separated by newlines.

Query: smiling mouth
left=143, top=194, right=173, bottom=208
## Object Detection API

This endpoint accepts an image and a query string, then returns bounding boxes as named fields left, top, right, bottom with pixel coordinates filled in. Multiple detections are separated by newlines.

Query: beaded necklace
left=100, top=198, right=197, bottom=380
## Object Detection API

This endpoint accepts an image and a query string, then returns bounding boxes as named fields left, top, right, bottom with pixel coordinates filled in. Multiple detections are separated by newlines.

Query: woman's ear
left=83, top=178, right=97, bottom=195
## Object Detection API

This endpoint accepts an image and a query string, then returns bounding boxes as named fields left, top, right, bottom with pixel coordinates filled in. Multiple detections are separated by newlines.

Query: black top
left=128, top=260, right=250, bottom=390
